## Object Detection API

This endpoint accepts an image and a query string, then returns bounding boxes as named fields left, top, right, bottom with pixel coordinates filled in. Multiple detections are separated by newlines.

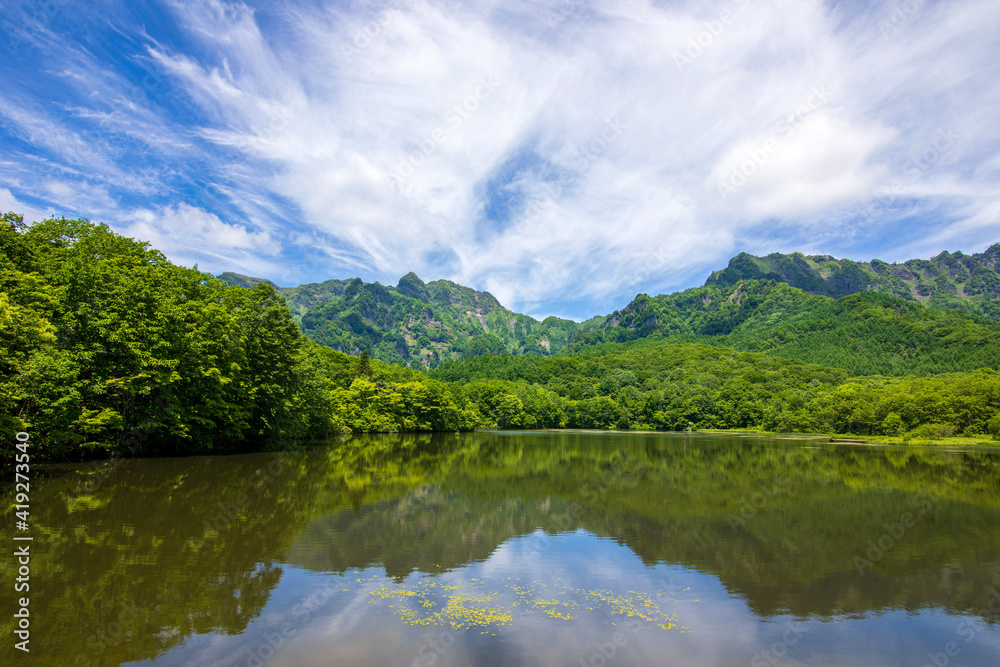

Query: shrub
left=903, top=422, right=956, bottom=442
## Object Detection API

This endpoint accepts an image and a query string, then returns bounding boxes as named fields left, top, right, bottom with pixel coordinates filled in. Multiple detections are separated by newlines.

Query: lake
left=7, top=431, right=1000, bottom=666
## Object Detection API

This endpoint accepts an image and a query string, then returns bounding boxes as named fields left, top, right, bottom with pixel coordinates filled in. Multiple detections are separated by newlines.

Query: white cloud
left=710, top=110, right=896, bottom=220
left=121, top=203, right=281, bottom=276
left=2, top=0, right=999, bottom=316
left=0, top=188, right=55, bottom=224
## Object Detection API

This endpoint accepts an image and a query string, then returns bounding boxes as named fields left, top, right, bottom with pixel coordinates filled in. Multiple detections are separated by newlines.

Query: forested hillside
left=430, top=340, right=1000, bottom=438
left=1, top=214, right=319, bottom=458
left=220, top=244, right=1000, bottom=374
left=219, top=271, right=580, bottom=368
left=573, top=280, right=1000, bottom=375
left=705, top=244, right=1000, bottom=319
left=4, top=212, right=999, bottom=463
left=1, top=214, right=480, bottom=461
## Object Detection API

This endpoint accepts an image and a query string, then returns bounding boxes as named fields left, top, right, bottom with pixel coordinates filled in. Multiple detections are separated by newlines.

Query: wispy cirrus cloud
left=1, top=0, right=998, bottom=319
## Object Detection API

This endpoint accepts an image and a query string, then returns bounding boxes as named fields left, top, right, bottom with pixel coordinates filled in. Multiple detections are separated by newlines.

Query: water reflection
left=3, top=431, right=999, bottom=666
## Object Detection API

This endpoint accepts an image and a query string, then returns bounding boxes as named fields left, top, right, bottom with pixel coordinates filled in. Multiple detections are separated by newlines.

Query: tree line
left=3, top=214, right=999, bottom=462
left=429, top=340, right=1000, bottom=438
left=1, top=215, right=475, bottom=461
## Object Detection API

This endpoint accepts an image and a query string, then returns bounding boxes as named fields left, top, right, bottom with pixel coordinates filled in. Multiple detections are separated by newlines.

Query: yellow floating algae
left=441, top=594, right=513, bottom=629
left=365, top=576, right=693, bottom=634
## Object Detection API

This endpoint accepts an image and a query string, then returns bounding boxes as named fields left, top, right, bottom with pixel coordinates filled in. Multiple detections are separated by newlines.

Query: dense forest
left=220, top=242, right=1000, bottom=372
left=218, top=270, right=581, bottom=368
left=430, top=340, right=1000, bottom=437
left=0, top=214, right=476, bottom=461
left=573, top=280, right=1000, bottom=375
left=3, top=213, right=1000, bottom=463
left=705, top=245, right=1000, bottom=318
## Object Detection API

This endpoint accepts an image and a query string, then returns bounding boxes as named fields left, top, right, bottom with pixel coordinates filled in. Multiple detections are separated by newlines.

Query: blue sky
left=2, top=0, right=998, bottom=320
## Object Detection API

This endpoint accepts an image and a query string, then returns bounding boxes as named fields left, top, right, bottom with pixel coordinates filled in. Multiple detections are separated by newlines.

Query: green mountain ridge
left=705, top=243, right=1000, bottom=318
left=220, top=242, right=1000, bottom=374
left=6, top=212, right=1000, bottom=464
left=577, top=280, right=1000, bottom=375
left=216, top=271, right=580, bottom=368
left=215, top=272, right=278, bottom=290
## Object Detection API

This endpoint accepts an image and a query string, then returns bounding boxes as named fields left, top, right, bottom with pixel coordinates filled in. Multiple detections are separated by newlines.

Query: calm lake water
left=6, top=431, right=1000, bottom=666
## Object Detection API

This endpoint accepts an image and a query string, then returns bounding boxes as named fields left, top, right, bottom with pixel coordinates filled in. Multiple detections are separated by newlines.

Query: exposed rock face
left=704, top=244, right=1000, bottom=319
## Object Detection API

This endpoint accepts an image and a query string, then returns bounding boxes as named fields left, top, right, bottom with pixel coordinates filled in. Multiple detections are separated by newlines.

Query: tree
left=988, top=413, right=1000, bottom=440
left=357, top=349, right=373, bottom=377
left=881, top=412, right=905, bottom=436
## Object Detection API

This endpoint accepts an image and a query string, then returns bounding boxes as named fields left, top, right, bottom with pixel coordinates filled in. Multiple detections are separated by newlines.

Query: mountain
left=705, top=244, right=1000, bottom=319
left=219, top=271, right=580, bottom=368
left=219, top=242, right=1000, bottom=374
left=216, top=271, right=278, bottom=290
left=571, top=279, right=1000, bottom=376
